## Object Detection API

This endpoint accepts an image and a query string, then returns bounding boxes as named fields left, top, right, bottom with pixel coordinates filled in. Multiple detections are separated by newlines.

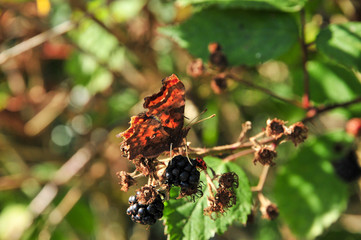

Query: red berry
left=346, top=118, right=361, bottom=137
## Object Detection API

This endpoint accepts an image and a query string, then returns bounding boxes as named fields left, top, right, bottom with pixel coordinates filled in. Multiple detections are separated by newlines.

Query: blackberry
left=126, top=192, right=164, bottom=225
left=166, top=155, right=201, bottom=193
left=333, top=150, right=361, bottom=182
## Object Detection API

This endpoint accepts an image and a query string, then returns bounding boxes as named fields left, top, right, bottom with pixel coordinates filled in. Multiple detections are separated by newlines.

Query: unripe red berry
left=346, top=118, right=361, bottom=137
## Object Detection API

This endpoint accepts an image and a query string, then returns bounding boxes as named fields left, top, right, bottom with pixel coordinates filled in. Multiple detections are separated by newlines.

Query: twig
left=303, top=96, right=361, bottom=122
left=300, top=9, right=311, bottom=109
left=251, top=165, right=270, bottom=192
left=24, top=91, right=69, bottom=136
left=227, top=72, right=303, bottom=108
left=223, top=149, right=255, bottom=162
left=188, top=136, right=274, bottom=158
left=238, top=121, right=252, bottom=142
left=0, top=21, right=75, bottom=65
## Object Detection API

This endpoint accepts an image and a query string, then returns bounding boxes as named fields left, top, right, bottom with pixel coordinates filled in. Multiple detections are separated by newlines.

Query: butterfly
left=118, top=74, right=190, bottom=160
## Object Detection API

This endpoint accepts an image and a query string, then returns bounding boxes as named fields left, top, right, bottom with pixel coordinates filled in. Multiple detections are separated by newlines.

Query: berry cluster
left=165, top=155, right=201, bottom=195
left=127, top=191, right=164, bottom=225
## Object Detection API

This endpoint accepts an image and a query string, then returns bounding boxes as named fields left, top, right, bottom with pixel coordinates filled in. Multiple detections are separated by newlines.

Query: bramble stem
left=303, top=97, right=361, bottom=122
left=238, top=121, right=252, bottom=142
left=251, top=165, right=270, bottom=192
left=188, top=136, right=274, bottom=158
left=257, top=192, right=270, bottom=206
left=300, top=9, right=311, bottom=109
left=223, top=149, right=255, bottom=162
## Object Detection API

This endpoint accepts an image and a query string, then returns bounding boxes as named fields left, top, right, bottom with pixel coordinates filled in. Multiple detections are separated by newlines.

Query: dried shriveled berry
left=133, top=157, right=157, bottom=177
left=136, top=185, right=158, bottom=205
left=219, top=172, right=239, bottom=189
left=204, top=187, right=236, bottom=218
left=286, top=122, right=308, bottom=146
left=261, top=203, right=279, bottom=220
left=116, top=171, right=136, bottom=192
left=253, top=147, right=277, bottom=166
left=215, top=187, right=236, bottom=209
left=266, top=118, right=285, bottom=140
left=187, top=58, right=205, bottom=78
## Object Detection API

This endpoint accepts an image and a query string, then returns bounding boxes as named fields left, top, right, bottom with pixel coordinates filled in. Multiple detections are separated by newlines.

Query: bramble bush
left=0, top=0, right=361, bottom=240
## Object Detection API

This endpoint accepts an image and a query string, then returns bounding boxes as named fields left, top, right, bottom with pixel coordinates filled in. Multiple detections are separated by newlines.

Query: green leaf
left=292, top=61, right=361, bottom=104
left=87, top=69, right=113, bottom=94
left=316, top=22, right=361, bottom=72
left=274, top=131, right=351, bottom=239
left=163, top=157, right=252, bottom=240
left=110, top=0, right=147, bottom=22
left=177, top=0, right=308, bottom=12
left=160, top=8, right=298, bottom=66
left=70, top=20, right=119, bottom=62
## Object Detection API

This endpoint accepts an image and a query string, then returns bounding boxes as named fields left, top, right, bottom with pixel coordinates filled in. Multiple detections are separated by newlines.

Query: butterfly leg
left=169, top=142, right=173, bottom=159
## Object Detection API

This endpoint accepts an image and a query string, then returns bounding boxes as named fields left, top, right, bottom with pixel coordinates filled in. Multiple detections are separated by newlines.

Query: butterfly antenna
left=192, top=114, right=216, bottom=126
left=185, top=108, right=208, bottom=127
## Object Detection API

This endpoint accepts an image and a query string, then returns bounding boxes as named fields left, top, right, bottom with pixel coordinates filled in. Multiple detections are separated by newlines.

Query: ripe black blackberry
left=165, top=155, right=201, bottom=192
left=127, top=192, right=164, bottom=225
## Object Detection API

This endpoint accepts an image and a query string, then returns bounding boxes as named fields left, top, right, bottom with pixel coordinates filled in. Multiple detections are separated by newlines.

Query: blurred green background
left=0, top=0, right=361, bottom=239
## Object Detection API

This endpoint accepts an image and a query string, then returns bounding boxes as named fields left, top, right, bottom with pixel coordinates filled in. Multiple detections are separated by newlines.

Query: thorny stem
left=300, top=9, right=311, bottom=109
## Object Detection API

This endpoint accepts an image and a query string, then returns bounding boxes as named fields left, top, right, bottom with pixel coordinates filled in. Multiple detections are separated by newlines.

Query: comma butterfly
left=118, top=74, right=190, bottom=160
